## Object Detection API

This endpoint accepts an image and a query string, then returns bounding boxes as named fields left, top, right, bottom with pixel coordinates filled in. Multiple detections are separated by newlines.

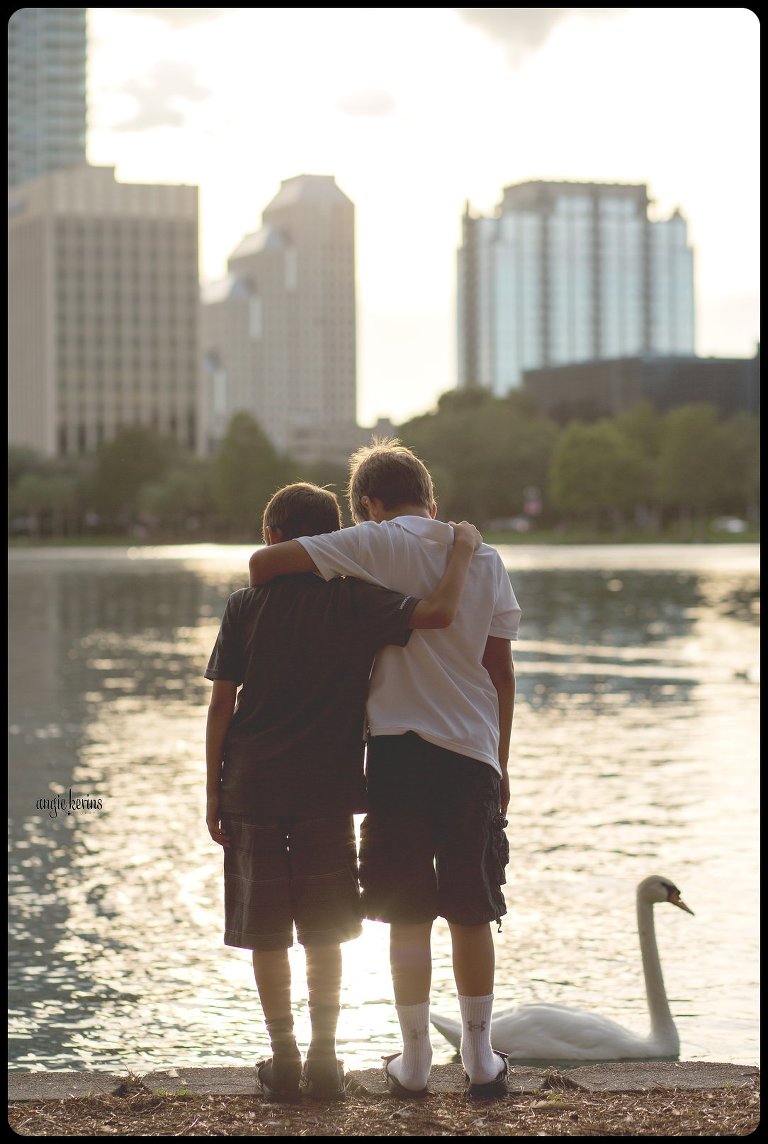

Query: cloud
left=457, top=8, right=628, bottom=63
left=335, top=89, right=398, bottom=117
left=112, top=59, right=211, bottom=132
left=128, top=9, right=230, bottom=27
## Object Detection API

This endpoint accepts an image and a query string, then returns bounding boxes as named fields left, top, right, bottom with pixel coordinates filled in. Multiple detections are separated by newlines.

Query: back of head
left=347, top=437, right=434, bottom=523
left=262, top=482, right=341, bottom=543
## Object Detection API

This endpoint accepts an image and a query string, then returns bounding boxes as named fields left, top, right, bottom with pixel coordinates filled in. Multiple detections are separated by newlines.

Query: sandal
left=255, top=1056, right=302, bottom=1103
left=382, top=1052, right=429, bottom=1099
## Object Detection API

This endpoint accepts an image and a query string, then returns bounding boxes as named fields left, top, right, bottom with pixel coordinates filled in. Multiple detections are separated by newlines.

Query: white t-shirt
left=297, top=516, right=521, bottom=773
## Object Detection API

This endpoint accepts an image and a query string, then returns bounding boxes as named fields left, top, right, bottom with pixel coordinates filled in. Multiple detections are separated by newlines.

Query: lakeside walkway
left=9, top=1062, right=759, bottom=1136
left=8, top=1059, right=758, bottom=1100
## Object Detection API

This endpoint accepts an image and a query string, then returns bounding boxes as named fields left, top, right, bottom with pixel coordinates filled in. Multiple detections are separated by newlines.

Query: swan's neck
left=637, top=896, right=679, bottom=1052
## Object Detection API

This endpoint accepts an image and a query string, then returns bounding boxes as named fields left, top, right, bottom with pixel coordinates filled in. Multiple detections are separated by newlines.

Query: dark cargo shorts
left=359, top=733, right=509, bottom=928
left=221, top=812, right=363, bottom=951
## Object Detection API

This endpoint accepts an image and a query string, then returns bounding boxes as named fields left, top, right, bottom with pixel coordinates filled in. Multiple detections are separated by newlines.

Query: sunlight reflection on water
left=8, top=545, right=759, bottom=1072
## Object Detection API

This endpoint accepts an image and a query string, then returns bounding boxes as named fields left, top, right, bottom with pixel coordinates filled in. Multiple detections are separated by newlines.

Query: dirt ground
left=8, top=1072, right=760, bottom=1137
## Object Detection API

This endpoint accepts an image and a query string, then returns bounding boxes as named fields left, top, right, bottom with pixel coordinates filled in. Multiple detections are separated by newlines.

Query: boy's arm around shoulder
left=482, top=635, right=515, bottom=814
left=409, top=521, right=482, bottom=629
left=249, top=540, right=318, bottom=586
left=206, top=679, right=237, bottom=848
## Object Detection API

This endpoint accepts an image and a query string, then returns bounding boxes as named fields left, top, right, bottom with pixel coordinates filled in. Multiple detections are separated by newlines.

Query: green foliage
left=436, top=387, right=492, bottom=414
left=7, top=397, right=760, bottom=541
left=656, top=404, right=725, bottom=512
left=401, top=392, right=559, bottom=522
left=138, top=458, right=216, bottom=537
left=613, top=400, right=663, bottom=458
left=716, top=412, right=760, bottom=516
left=549, top=420, right=646, bottom=521
left=284, top=457, right=352, bottom=524
left=8, top=446, right=42, bottom=487
left=8, top=471, right=79, bottom=536
left=648, top=403, right=761, bottom=535
left=84, top=425, right=180, bottom=526
left=213, top=411, right=291, bottom=537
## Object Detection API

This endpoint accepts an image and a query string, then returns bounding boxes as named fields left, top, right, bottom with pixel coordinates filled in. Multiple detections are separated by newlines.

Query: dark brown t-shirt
left=205, top=574, right=418, bottom=818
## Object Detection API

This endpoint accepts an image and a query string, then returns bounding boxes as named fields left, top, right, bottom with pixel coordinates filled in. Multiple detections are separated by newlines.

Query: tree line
left=8, top=393, right=759, bottom=542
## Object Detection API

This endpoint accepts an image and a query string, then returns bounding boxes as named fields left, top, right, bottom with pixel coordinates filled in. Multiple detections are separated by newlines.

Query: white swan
left=432, top=875, right=694, bottom=1062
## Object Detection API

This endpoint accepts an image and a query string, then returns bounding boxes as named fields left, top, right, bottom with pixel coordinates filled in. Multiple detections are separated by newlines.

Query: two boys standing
left=205, top=440, right=520, bottom=1101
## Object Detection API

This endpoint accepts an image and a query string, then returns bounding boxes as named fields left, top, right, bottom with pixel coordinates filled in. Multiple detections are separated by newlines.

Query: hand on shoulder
left=449, top=520, right=483, bottom=552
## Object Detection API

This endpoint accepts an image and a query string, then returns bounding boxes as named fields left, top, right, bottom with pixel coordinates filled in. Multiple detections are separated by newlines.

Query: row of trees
left=8, top=394, right=760, bottom=541
left=8, top=413, right=346, bottom=541
left=404, top=390, right=759, bottom=533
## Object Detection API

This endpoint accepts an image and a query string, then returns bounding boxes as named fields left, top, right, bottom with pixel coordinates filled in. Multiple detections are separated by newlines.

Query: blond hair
left=347, top=438, right=434, bottom=524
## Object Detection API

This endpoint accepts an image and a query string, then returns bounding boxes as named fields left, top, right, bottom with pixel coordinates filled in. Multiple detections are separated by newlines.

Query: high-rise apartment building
left=458, top=181, right=695, bottom=393
left=8, top=8, right=88, bottom=189
left=202, top=174, right=358, bottom=460
left=8, top=165, right=201, bottom=457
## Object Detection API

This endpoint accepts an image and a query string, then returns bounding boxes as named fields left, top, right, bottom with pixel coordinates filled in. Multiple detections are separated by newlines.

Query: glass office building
left=458, top=181, right=695, bottom=393
left=8, top=8, right=88, bottom=188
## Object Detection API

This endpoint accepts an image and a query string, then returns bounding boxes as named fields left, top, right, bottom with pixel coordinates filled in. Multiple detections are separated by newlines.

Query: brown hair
left=347, top=438, right=434, bottom=524
left=262, top=482, right=341, bottom=543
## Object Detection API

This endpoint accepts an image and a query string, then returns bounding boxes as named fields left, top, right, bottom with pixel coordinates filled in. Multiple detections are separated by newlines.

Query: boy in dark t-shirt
left=205, top=482, right=480, bottom=1103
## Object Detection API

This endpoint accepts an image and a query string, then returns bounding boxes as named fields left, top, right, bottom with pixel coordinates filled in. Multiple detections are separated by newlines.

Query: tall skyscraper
left=457, top=181, right=695, bottom=394
left=202, top=174, right=358, bottom=461
left=8, top=8, right=88, bottom=189
left=8, top=166, right=201, bottom=457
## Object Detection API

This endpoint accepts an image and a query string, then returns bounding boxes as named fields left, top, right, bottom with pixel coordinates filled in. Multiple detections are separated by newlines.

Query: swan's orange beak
left=670, top=890, right=694, bottom=915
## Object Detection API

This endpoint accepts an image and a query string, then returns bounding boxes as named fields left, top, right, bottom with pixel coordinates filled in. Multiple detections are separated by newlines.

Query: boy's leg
left=221, top=813, right=301, bottom=1097
left=386, top=921, right=434, bottom=1092
left=435, top=755, right=509, bottom=1092
left=362, top=736, right=441, bottom=1094
left=305, top=942, right=342, bottom=1064
left=448, top=921, right=503, bottom=1085
left=390, top=921, right=433, bottom=1004
left=449, top=920, right=494, bottom=996
left=251, top=947, right=301, bottom=1069
left=289, top=814, right=362, bottom=1098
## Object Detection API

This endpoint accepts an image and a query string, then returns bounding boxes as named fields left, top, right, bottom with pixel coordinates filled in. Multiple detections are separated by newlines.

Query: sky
left=86, top=7, right=760, bottom=427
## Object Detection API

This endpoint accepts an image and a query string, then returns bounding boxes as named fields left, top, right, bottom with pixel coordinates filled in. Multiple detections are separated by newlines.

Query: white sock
left=459, top=993, right=501, bottom=1084
left=387, top=1001, right=433, bottom=1090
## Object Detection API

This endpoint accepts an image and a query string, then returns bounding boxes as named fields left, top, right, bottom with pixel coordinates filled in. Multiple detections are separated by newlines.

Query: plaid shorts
left=359, top=733, right=509, bottom=928
left=221, top=813, right=363, bottom=951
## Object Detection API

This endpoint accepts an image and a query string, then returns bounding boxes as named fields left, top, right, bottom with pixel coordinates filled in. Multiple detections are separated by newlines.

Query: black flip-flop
left=300, top=1058, right=347, bottom=1101
left=382, top=1052, right=429, bottom=1098
left=255, top=1056, right=302, bottom=1103
left=464, top=1051, right=509, bottom=1099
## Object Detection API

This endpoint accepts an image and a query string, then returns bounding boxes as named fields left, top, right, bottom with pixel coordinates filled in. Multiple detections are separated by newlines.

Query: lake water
left=8, top=543, right=760, bottom=1073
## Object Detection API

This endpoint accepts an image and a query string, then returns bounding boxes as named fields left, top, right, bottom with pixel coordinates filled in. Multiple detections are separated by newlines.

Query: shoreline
left=8, top=1060, right=759, bottom=1101
left=8, top=1062, right=760, bottom=1137
left=8, top=532, right=760, bottom=550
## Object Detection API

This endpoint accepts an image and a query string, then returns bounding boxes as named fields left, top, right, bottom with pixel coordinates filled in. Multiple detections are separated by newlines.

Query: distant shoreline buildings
left=6, top=10, right=757, bottom=464
left=8, top=10, right=201, bottom=460
left=458, top=180, right=695, bottom=394
left=8, top=166, right=201, bottom=457
left=201, top=174, right=366, bottom=464
left=521, top=350, right=760, bottom=423
left=8, top=9, right=88, bottom=189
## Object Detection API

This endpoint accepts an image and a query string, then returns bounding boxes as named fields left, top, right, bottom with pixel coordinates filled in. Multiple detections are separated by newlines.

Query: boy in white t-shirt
left=248, top=440, right=521, bottom=1100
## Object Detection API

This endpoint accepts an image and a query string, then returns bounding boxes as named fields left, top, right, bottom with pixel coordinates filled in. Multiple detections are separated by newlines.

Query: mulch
left=8, top=1073, right=760, bottom=1136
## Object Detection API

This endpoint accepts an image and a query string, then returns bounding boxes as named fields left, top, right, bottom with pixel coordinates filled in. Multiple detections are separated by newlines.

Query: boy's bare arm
left=249, top=540, right=317, bottom=586
left=482, top=635, right=515, bottom=814
left=206, top=679, right=237, bottom=847
left=409, top=521, right=482, bottom=629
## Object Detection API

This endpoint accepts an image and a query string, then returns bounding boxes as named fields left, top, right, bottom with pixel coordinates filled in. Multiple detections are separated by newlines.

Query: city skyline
left=8, top=9, right=88, bottom=189
left=202, top=173, right=360, bottom=462
left=8, top=165, right=200, bottom=458
left=85, top=8, right=759, bottom=427
left=458, top=181, right=695, bottom=392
